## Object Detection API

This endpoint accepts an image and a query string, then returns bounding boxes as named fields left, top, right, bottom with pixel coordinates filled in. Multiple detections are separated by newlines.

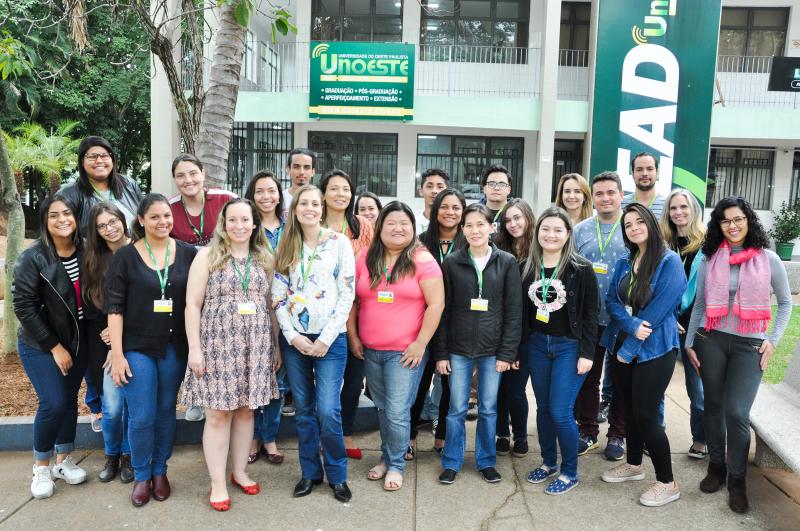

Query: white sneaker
left=31, top=465, right=54, bottom=499
left=52, top=455, right=87, bottom=485
left=601, top=463, right=646, bottom=483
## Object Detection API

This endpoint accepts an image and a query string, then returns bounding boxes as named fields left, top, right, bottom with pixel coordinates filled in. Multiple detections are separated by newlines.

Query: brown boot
left=728, top=477, right=749, bottom=513
left=699, top=461, right=726, bottom=493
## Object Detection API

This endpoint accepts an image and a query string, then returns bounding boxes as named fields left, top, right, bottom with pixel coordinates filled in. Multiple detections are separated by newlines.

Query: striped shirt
left=61, top=254, right=83, bottom=320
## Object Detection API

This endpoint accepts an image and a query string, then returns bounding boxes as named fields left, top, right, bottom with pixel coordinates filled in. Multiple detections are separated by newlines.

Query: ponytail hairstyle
left=365, top=201, right=422, bottom=288
left=82, top=202, right=129, bottom=309
left=132, top=193, right=171, bottom=241
left=621, top=203, right=667, bottom=312
left=275, top=185, right=324, bottom=275
left=320, top=169, right=361, bottom=240
left=207, top=198, right=273, bottom=273
left=522, top=206, right=583, bottom=281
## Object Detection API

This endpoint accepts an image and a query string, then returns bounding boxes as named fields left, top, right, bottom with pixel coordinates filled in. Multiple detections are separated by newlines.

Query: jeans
left=496, top=346, right=529, bottom=442
left=575, top=326, right=626, bottom=440
left=283, top=333, right=348, bottom=484
left=340, top=350, right=366, bottom=437
left=254, top=365, right=288, bottom=444
left=442, top=354, right=502, bottom=472
left=364, top=348, right=426, bottom=473
left=121, top=344, right=186, bottom=482
left=410, top=352, right=443, bottom=440
left=614, top=350, right=677, bottom=484
left=18, top=340, right=88, bottom=461
left=679, top=333, right=705, bottom=444
left=84, top=367, right=102, bottom=415
left=102, top=370, right=130, bottom=456
left=527, top=334, right=587, bottom=480
left=694, top=330, right=762, bottom=479
left=423, top=374, right=443, bottom=420
left=601, top=352, right=613, bottom=403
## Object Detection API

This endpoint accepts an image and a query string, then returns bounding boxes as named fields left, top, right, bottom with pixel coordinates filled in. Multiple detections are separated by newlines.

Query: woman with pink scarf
left=685, top=196, right=792, bottom=515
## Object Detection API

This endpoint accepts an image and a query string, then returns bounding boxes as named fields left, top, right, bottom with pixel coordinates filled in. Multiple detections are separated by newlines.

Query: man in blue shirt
left=621, top=152, right=666, bottom=219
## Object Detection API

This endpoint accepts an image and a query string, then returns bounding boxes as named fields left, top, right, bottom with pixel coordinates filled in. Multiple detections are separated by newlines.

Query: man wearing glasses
left=482, top=165, right=513, bottom=233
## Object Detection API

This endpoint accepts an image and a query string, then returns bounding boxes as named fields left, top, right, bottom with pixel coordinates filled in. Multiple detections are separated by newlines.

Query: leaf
left=275, top=18, right=288, bottom=36
left=233, top=1, right=251, bottom=27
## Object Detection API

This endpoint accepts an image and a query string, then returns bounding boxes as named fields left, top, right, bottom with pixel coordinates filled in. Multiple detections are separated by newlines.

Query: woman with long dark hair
left=600, top=203, right=685, bottom=507
left=685, top=197, right=791, bottom=514
left=82, top=203, right=133, bottom=483
left=13, top=195, right=87, bottom=499
left=356, top=192, right=383, bottom=224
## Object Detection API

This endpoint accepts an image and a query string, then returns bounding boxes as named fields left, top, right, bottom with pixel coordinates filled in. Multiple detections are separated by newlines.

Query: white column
left=403, top=0, right=421, bottom=44
left=582, top=0, right=599, bottom=178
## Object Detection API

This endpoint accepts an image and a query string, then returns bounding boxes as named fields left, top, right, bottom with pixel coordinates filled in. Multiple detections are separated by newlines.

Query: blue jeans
left=422, top=374, right=443, bottom=420
left=527, top=334, right=587, bottom=480
left=84, top=367, right=102, bottom=414
left=442, top=354, right=502, bottom=472
left=18, top=340, right=87, bottom=461
left=254, top=365, right=288, bottom=444
left=121, top=344, right=186, bottom=482
left=680, top=334, right=705, bottom=443
left=364, top=348, right=427, bottom=473
left=283, top=333, right=348, bottom=484
left=102, top=370, right=130, bottom=456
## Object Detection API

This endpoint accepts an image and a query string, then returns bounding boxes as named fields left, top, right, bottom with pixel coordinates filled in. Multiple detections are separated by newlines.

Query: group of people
left=13, top=140, right=792, bottom=516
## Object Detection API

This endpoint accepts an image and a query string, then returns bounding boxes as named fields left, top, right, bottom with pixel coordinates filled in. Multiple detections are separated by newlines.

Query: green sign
left=589, top=0, right=722, bottom=203
left=309, top=41, right=414, bottom=120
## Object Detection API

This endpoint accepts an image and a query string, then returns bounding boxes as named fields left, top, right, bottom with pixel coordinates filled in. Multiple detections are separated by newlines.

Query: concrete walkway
left=1, top=361, right=799, bottom=530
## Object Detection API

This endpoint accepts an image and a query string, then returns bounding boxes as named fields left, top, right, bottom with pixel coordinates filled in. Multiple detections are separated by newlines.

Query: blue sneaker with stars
left=545, top=477, right=580, bottom=495
left=526, top=466, right=558, bottom=484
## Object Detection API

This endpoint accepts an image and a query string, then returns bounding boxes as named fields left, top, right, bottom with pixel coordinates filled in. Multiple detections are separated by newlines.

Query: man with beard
left=622, top=152, right=666, bottom=218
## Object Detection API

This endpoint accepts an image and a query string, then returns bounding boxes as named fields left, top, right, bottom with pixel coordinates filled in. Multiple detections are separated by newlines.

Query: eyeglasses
left=97, top=217, right=122, bottom=233
left=720, top=216, right=747, bottom=229
left=85, top=153, right=112, bottom=162
left=485, top=181, right=509, bottom=191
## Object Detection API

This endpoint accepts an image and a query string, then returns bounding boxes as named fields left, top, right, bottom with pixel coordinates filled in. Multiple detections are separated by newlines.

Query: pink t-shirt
left=355, top=250, right=442, bottom=351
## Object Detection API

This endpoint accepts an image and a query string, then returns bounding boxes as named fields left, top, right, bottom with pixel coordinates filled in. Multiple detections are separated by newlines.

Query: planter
left=776, top=242, right=795, bottom=261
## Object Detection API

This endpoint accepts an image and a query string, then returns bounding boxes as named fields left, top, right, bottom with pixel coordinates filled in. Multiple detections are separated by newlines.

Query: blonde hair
left=275, top=185, right=324, bottom=276
left=207, top=198, right=273, bottom=273
left=555, top=173, right=592, bottom=223
left=660, top=188, right=705, bottom=255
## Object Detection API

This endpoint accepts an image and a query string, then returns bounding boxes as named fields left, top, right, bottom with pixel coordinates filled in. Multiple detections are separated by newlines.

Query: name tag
left=292, top=294, right=308, bottom=305
left=470, top=298, right=489, bottom=312
left=377, top=291, right=394, bottom=304
left=593, top=262, right=608, bottom=274
left=153, top=299, right=173, bottom=313
left=536, top=308, right=550, bottom=323
left=238, top=301, right=257, bottom=315
left=625, top=305, right=633, bottom=316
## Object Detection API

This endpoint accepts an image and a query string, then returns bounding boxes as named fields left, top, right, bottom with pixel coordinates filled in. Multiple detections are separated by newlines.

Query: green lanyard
left=540, top=260, right=561, bottom=302
left=383, top=265, right=392, bottom=288
left=595, top=215, right=622, bottom=258
left=299, top=230, right=322, bottom=289
left=231, top=254, right=251, bottom=295
left=181, top=194, right=205, bottom=238
left=467, top=249, right=486, bottom=298
left=90, top=181, right=113, bottom=203
left=325, top=218, right=348, bottom=235
left=493, top=209, right=503, bottom=223
left=439, top=240, right=454, bottom=263
left=144, top=237, right=171, bottom=299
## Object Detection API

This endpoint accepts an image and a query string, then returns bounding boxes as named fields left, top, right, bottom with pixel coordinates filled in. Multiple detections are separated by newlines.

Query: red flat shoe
left=346, top=447, right=363, bottom=460
left=209, top=489, right=231, bottom=512
left=230, top=474, right=261, bottom=495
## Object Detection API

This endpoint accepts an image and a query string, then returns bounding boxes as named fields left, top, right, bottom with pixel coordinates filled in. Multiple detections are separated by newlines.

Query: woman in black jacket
left=520, top=207, right=599, bottom=496
left=434, top=204, right=522, bottom=485
left=13, top=195, right=88, bottom=500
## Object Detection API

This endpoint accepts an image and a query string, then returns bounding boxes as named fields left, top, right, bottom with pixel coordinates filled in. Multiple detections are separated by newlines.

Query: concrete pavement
left=1, top=361, right=798, bottom=530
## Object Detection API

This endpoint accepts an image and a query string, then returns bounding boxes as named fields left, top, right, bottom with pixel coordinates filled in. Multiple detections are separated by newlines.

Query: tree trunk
left=0, top=130, right=25, bottom=354
left=195, top=4, right=246, bottom=188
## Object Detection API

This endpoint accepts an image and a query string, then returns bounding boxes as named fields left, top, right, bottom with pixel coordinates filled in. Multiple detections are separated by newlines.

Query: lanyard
left=383, top=265, right=392, bottom=288
left=439, top=240, right=454, bottom=263
left=181, top=194, right=205, bottom=238
left=299, top=230, right=322, bottom=289
left=634, top=193, right=657, bottom=208
left=540, top=260, right=561, bottom=302
left=144, top=237, right=171, bottom=298
left=493, top=209, right=503, bottom=223
left=231, top=254, right=251, bottom=295
left=595, top=215, right=622, bottom=257
left=468, top=249, right=486, bottom=298
left=326, top=218, right=348, bottom=235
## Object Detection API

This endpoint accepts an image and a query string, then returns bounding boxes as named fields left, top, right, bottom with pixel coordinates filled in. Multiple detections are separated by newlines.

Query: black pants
left=575, top=326, right=626, bottom=439
left=409, top=356, right=450, bottom=440
left=496, top=351, right=529, bottom=442
left=614, top=349, right=677, bottom=483
left=340, top=351, right=365, bottom=437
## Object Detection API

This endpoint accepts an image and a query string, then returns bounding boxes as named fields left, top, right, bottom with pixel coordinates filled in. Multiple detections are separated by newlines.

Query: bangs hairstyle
left=208, top=198, right=273, bottom=273
left=495, top=198, right=536, bottom=261
left=555, top=173, right=593, bottom=223
left=660, top=188, right=705, bottom=255
left=621, top=203, right=667, bottom=312
left=420, top=187, right=467, bottom=265
left=131, top=193, right=170, bottom=241
left=275, top=185, right=324, bottom=275
left=320, top=169, right=361, bottom=239
left=463, top=203, right=493, bottom=224
left=77, top=136, right=124, bottom=198
left=702, top=196, right=770, bottom=256
left=82, top=202, right=129, bottom=308
left=365, top=201, right=422, bottom=288
left=245, top=170, right=285, bottom=220
left=522, top=206, right=584, bottom=281
left=39, top=194, right=82, bottom=258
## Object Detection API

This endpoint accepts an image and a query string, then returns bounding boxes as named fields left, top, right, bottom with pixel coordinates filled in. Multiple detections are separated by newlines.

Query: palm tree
left=13, top=120, right=81, bottom=194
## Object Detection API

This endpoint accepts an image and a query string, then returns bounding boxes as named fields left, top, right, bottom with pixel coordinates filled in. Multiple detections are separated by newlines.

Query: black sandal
left=404, top=445, right=416, bottom=461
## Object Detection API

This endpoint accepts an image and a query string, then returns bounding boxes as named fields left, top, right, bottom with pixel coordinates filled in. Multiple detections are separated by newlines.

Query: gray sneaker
left=185, top=405, right=205, bottom=422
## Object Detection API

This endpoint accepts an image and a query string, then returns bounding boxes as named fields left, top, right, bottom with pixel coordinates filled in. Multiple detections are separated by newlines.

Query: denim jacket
left=601, top=250, right=686, bottom=363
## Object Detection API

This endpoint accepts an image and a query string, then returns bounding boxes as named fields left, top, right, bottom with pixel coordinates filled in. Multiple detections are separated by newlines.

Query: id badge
left=536, top=308, right=550, bottom=323
left=470, top=298, right=489, bottom=312
left=377, top=291, right=394, bottom=304
left=292, top=293, right=308, bottom=305
left=625, top=305, right=633, bottom=316
left=153, top=299, right=173, bottom=313
left=238, top=301, right=257, bottom=315
left=592, top=262, right=608, bottom=274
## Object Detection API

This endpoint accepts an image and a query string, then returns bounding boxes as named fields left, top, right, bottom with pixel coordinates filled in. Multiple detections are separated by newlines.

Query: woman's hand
left=188, top=347, right=205, bottom=378
left=635, top=321, right=653, bottom=340
left=577, top=358, right=593, bottom=375
left=400, top=340, right=425, bottom=369
left=273, top=345, right=282, bottom=372
left=758, top=340, right=774, bottom=371
left=436, top=360, right=451, bottom=375
left=349, top=334, right=365, bottom=360
left=100, top=327, right=111, bottom=346
left=291, top=336, right=314, bottom=356
left=307, top=339, right=330, bottom=358
left=51, top=344, right=73, bottom=376
left=685, top=346, right=700, bottom=373
left=677, top=323, right=685, bottom=335
left=496, top=360, right=511, bottom=373
left=511, top=360, right=520, bottom=370
left=111, top=351, right=132, bottom=386
left=102, top=350, right=113, bottom=371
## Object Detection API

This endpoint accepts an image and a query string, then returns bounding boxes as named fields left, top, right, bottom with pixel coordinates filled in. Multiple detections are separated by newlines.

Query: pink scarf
left=705, top=241, right=771, bottom=334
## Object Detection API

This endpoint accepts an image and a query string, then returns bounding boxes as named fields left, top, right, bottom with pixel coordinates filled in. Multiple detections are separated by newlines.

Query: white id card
left=238, top=301, right=257, bottom=315
left=536, top=308, right=550, bottom=323
left=625, top=305, right=633, bottom=316
left=377, top=291, right=394, bottom=303
left=153, top=299, right=173, bottom=313
left=470, top=298, right=489, bottom=312
left=592, top=262, right=608, bottom=274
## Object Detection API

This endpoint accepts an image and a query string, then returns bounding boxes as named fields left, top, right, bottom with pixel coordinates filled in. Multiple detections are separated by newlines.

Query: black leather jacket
left=12, top=240, right=82, bottom=356
left=433, top=245, right=522, bottom=363
left=59, top=176, right=143, bottom=234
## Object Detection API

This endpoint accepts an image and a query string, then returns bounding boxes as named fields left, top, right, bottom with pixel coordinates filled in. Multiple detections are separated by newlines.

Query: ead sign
left=768, top=57, right=800, bottom=92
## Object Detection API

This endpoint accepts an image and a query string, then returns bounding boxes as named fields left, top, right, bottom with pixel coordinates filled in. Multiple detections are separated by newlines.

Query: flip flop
left=384, top=471, right=403, bottom=492
left=367, top=463, right=387, bottom=481
left=404, top=444, right=416, bottom=461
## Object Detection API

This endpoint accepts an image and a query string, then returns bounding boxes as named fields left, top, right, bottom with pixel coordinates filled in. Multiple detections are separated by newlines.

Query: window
left=420, top=0, right=530, bottom=51
left=718, top=7, right=788, bottom=72
left=312, top=0, right=403, bottom=42
left=790, top=150, right=800, bottom=206
left=706, top=147, right=774, bottom=210
left=551, top=140, right=583, bottom=201
left=227, top=123, right=295, bottom=195
left=310, top=131, right=398, bottom=196
left=559, top=2, right=590, bottom=66
left=416, top=134, right=524, bottom=199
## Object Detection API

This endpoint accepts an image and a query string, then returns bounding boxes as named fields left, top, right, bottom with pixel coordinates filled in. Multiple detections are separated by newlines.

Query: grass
left=764, top=304, right=800, bottom=384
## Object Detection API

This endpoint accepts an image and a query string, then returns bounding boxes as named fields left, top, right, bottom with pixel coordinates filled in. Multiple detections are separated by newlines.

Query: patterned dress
left=182, top=257, right=278, bottom=410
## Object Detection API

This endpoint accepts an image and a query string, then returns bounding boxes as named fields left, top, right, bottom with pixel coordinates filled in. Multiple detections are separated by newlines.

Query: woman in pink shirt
left=347, top=201, right=445, bottom=492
